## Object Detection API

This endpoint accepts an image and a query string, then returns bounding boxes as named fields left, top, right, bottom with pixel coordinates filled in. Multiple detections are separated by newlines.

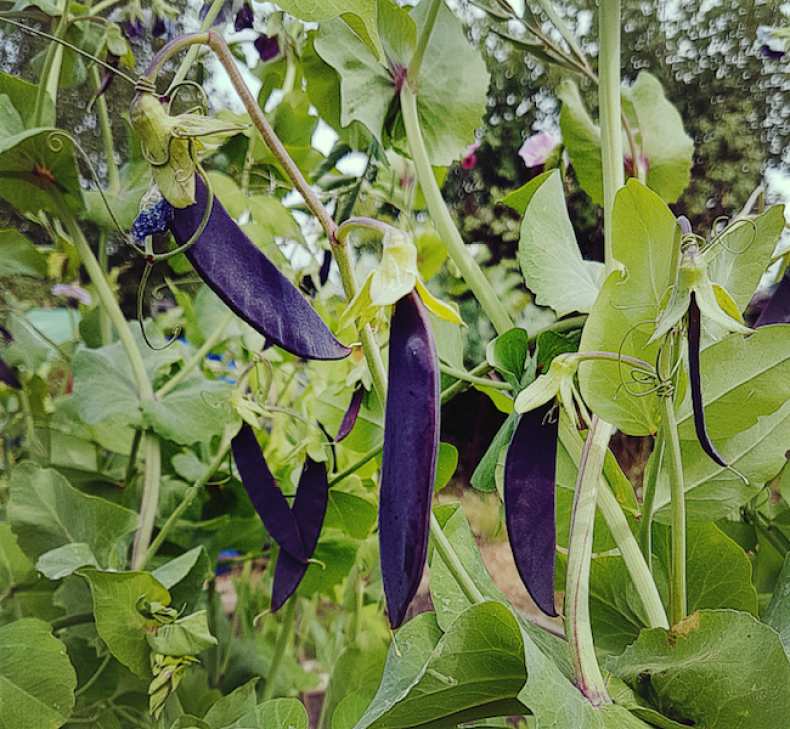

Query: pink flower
left=624, top=153, right=650, bottom=178
left=518, top=132, right=561, bottom=168
left=461, top=141, right=481, bottom=170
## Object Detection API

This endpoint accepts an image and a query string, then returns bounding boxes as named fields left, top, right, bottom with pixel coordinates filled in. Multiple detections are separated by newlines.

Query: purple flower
left=624, top=152, right=650, bottom=178
left=52, top=283, right=92, bottom=306
left=758, top=26, right=787, bottom=60
left=254, top=34, right=280, bottom=63
left=235, top=3, right=254, bottom=31
left=461, top=141, right=481, bottom=170
left=133, top=198, right=175, bottom=243
left=518, top=132, right=561, bottom=168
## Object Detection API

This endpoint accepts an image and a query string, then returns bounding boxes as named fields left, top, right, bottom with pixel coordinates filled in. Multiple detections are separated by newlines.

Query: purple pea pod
left=688, top=292, right=729, bottom=468
left=231, top=425, right=307, bottom=562
left=379, top=291, right=440, bottom=629
left=0, top=357, right=22, bottom=390
left=271, top=458, right=329, bottom=611
left=168, top=177, right=351, bottom=361
left=335, top=384, right=363, bottom=442
left=504, top=401, right=559, bottom=617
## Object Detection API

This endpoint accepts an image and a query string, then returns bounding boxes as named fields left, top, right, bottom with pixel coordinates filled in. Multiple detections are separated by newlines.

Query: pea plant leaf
left=315, top=0, right=490, bottom=165
left=0, top=229, right=48, bottom=278
left=518, top=170, right=605, bottom=317
left=764, top=553, right=790, bottom=657
left=606, top=610, right=790, bottom=729
left=0, top=618, right=77, bottom=729
left=229, top=698, right=309, bottom=729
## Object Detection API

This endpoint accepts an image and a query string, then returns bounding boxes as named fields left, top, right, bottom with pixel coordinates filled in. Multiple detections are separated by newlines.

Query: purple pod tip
left=0, top=357, right=22, bottom=390
left=379, top=291, right=440, bottom=628
left=335, top=385, right=364, bottom=442
left=504, top=402, right=559, bottom=617
left=168, top=178, right=351, bottom=361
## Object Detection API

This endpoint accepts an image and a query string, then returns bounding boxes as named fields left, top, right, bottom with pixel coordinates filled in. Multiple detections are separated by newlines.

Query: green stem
left=97, top=230, right=113, bottom=346
left=527, top=315, right=587, bottom=346
left=399, top=84, right=514, bottom=336
left=91, top=64, right=120, bottom=193
left=534, top=0, right=587, bottom=66
left=598, top=0, right=624, bottom=276
left=155, top=310, right=234, bottom=399
left=34, top=0, right=69, bottom=124
left=638, top=429, right=664, bottom=563
left=440, top=363, right=511, bottom=390
left=263, top=595, right=296, bottom=702
left=168, top=0, right=227, bottom=90
left=658, top=345, right=686, bottom=625
left=18, top=388, right=42, bottom=459
left=429, top=510, right=485, bottom=605
left=131, top=431, right=162, bottom=570
left=139, top=429, right=233, bottom=570
left=558, top=418, right=667, bottom=630
left=124, top=428, right=143, bottom=488
left=565, top=416, right=611, bottom=705
left=407, top=0, right=442, bottom=83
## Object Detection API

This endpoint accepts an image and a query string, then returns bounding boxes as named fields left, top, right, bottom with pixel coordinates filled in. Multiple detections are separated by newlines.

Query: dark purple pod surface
left=504, top=402, right=559, bottom=617
left=231, top=425, right=307, bottom=562
left=271, top=458, right=329, bottom=611
left=0, top=357, right=22, bottom=390
left=688, top=293, right=729, bottom=468
left=379, top=291, right=440, bottom=629
left=168, top=178, right=351, bottom=361
left=335, top=384, right=363, bottom=442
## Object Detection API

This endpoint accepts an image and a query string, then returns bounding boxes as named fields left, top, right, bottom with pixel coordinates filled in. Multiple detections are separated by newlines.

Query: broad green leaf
left=653, top=522, right=758, bottom=615
left=230, top=698, right=308, bottom=729
left=0, top=229, right=47, bottom=277
left=8, top=463, right=138, bottom=566
left=151, top=548, right=208, bottom=591
left=435, top=442, right=458, bottom=491
left=78, top=569, right=171, bottom=678
left=470, top=411, right=518, bottom=493
left=325, top=488, right=378, bottom=540
left=558, top=80, right=603, bottom=204
left=0, top=127, right=83, bottom=216
left=675, top=325, right=790, bottom=442
left=354, top=603, right=528, bottom=729
left=146, top=610, right=217, bottom=656
left=0, top=618, right=77, bottom=729
left=203, top=678, right=258, bottom=728
left=298, top=532, right=359, bottom=600
left=500, top=170, right=554, bottom=214
left=486, top=327, right=529, bottom=392
left=518, top=170, right=604, bottom=317
left=606, top=610, right=790, bottom=729
left=579, top=181, right=678, bottom=435
left=153, top=547, right=211, bottom=614
left=0, top=70, right=54, bottom=127
left=0, top=524, right=33, bottom=599
left=625, top=72, right=693, bottom=203
left=277, top=0, right=384, bottom=61
left=653, top=396, right=790, bottom=522
left=704, top=206, right=785, bottom=313
left=36, top=543, right=100, bottom=580
left=764, top=552, right=790, bottom=656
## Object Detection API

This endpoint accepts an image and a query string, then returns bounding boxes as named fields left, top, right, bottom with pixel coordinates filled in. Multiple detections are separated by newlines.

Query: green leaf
left=606, top=610, right=790, bottom=729
left=0, top=70, right=54, bottom=127
left=203, top=678, right=259, bottom=728
left=0, top=127, right=83, bottom=216
left=579, top=181, right=679, bottom=435
left=298, top=533, right=359, bottom=600
left=500, top=170, right=554, bottom=214
left=231, top=698, right=309, bottom=729
left=764, top=552, right=790, bottom=656
left=36, top=543, right=100, bottom=580
left=435, top=442, right=458, bottom=491
left=0, top=229, right=47, bottom=277
left=325, top=488, right=378, bottom=540
left=277, top=0, right=384, bottom=61
left=558, top=80, right=603, bottom=205
left=0, top=618, right=77, bottom=729
left=0, top=524, right=33, bottom=598
left=8, top=463, right=139, bottom=566
left=486, top=327, right=529, bottom=391
left=146, top=610, right=218, bottom=656
left=675, top=325, right=790, bottom=442
left=78, top=569, right=170, bottom=679
left=518, top=170, right=605, bottom=317
left=470, top=412, right=518, bottom=493
left=353, top=603, right=528, bottom=729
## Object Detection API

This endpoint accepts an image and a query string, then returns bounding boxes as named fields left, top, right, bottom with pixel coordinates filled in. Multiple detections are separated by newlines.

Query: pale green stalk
left=638, top=429, right=664, bottom=563
left=263, top=596, right=296, bottom=701
left=558, top=418, right=668, bottom=630
left=407, top=0, right=442, bottom=84
left=34, top=0, right=69, bottom=124
left=155, top=310, right=234, bottom=399
left=598, top=0, right=624, bottom=276
left=534, top=0, right=587, bottom=65
left=440, top=364, right=511, bottom=390
left=131, top=431, right=162, bottom=570
left=565, top=416, right=611, bottom=705
left=400, top=86, right=513, bottom=335
left=168, top=0, right=227, bottom=91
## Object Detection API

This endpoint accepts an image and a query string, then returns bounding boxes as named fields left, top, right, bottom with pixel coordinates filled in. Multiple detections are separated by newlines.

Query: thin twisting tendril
left=614, top=319, right=661, bottom=399
left=706, top=217, right=758, bottom=256
left=136, top=262, right=182, bottom=351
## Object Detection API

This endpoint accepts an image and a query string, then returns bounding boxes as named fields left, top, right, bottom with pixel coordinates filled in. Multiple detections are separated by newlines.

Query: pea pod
left=504, top=401, right=559, bottom=617
left=379, top=291, right=440, bottom=628
left=271, top=458, right=329, bottom=611
left=688, top=292, right=729, bottom=468
left=168, top=177, right=351, bottom=361
left=231, top=425, right=307, bottom=562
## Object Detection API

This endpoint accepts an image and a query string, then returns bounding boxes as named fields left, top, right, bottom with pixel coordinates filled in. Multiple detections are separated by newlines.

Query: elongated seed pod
left=168, top=177, right=351, bottom=361
left=379, top=291, right=440, bottom=629
left=688, top=292, right=729, bottom=468
left=336, top=384, right=364, bottom=442
left=504, top=401, right=559, bottom=617
left=271, top=458, right=329, bottom=611
left=231, top=425, right=307, bottom=562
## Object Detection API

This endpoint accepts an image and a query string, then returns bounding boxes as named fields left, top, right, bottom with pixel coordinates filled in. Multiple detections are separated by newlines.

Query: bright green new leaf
left=78, top=569, right=171, bottom=679
left=203, top=679, right=259, bottom=728
left=146, top=610, right=218, bottom=656
left=0, top=229, right=48, bottom=278
left=0, top=70, right=54, bottom=127
left=764, top=553, right=790, bottom=657
left=36, top=543, right=100, bottom=580
left=230, top=698, right=309, bottom=729
left=500, top=170, right=554, bottom=214
left=0, top=618, right=77, bottom=729
left=607, top=610, right=790, bottom=729
left=518, top=170, right=605, bottom=317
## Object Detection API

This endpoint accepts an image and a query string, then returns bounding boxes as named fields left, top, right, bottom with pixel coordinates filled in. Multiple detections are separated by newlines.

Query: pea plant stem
left=263, top=595, right=296, bottom=702
left=565, top=415, right=611, bottom=705
left=131, top=431, right=162, bottom=570
left=638, top=429, right=664, bottom=563
left=399, top=84, right=514, bottom=336
left=168, top=0, right=227, bottom=91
